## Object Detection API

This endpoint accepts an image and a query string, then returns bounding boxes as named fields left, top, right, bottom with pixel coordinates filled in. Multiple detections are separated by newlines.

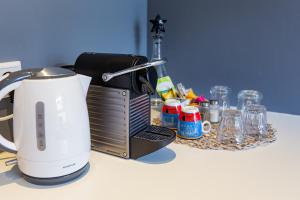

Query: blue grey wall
left=0, top=0, right=147, bottom=67
left=148, top=0, right=300, bottom=115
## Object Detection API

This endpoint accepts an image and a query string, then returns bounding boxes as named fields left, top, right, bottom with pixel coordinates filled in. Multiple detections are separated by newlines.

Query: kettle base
left=23, top=163, right=90, bottom=185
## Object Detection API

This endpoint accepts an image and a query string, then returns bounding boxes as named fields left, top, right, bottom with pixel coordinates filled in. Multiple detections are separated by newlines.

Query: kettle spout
left=78, top=74, right=91, bottom=97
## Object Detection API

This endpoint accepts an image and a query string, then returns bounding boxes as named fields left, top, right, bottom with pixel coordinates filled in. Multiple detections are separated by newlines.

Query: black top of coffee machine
left=73, top=53, right=158, bottom=99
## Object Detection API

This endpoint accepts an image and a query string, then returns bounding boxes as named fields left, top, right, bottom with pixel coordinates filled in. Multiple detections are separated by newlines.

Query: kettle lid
left=29, top=67, right=76, bottom=79
left=0, top=67, right=77, bottom=92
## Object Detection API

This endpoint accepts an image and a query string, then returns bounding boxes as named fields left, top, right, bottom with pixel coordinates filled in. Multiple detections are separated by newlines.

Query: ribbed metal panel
left=87, top=85, right=130, bottom=158
left=129, top=94, right=150, bottom=136
left=87, top=85, right=151, bottom=158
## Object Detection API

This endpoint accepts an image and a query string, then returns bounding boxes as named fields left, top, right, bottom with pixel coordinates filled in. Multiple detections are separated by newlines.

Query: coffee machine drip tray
left=130, top=126, right=176, bottom=159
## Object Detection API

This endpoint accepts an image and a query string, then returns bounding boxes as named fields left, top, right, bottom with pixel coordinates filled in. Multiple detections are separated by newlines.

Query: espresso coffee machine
left=71, top=53, right=176, bottom=159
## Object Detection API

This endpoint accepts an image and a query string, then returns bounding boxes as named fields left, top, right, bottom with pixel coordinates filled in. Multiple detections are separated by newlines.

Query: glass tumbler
left=237, top=90, right=263, bottom=110
left=217, top=110, right=245, bottom=144
left=243, top=104, right=267, bottom=138
left=210, top=86, right=231, bottom=112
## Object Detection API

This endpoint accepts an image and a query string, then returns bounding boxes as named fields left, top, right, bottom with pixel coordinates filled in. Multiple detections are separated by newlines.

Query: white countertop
left=1, top=111, right=300, bottom=200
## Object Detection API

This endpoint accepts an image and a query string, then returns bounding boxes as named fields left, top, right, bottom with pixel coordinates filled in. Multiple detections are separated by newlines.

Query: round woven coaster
left=152, top=117, right=277, bottom=151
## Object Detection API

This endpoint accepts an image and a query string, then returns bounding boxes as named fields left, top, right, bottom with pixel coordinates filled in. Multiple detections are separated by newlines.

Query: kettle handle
left=0, top=81, right=22, bottom=153
left=0, top=70, right=34, bottom=153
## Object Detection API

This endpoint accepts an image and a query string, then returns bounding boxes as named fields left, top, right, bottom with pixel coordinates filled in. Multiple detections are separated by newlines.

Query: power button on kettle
left=36, top=102, right=46, bottom=151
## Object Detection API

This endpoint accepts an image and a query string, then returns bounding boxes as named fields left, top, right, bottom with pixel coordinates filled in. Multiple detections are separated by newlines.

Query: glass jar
left=210, top=86, right=231, bottom=111
left=237, top=90, right=263, bottom=110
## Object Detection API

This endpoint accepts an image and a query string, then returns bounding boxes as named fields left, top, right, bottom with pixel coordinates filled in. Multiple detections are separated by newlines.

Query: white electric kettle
left=0, top=67, right=91, bottom=185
